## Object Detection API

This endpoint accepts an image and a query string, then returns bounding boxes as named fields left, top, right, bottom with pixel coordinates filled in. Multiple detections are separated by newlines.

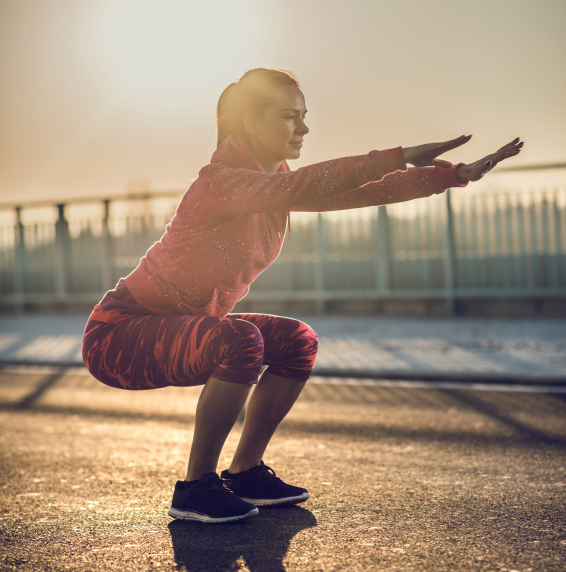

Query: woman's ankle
left=227, top=459, right=262, bottom=475
left=185, top=466, right=217, bottom=481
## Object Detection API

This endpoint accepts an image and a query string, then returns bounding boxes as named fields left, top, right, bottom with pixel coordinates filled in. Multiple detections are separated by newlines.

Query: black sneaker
left=168, top=472, right=258, bottom=523
left=221, top=461, right=309, bottom=506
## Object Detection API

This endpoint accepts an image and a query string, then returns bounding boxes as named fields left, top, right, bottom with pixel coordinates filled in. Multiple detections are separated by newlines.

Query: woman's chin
left=286, top=148, right=302, bottom=160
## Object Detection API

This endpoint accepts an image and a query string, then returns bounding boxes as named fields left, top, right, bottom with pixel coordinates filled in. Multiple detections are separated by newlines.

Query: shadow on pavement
left=550, top=392, right=566, bottom=403
left=0, top=401, right=198, bottom=424
left=442, top=389, right=566, bottom=446
left=13, top=372, right=66, bottom=409
left=284, top=417, right=566, bottom=449
left=2, top=371, right=566, bottom=448
left=168, top=505, right=317, bottom=572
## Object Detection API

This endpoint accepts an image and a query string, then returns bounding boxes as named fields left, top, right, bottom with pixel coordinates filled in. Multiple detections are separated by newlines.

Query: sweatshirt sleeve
left=192, top=147, right=407, bottom=217
left=292, top=163, right=468, bottom=212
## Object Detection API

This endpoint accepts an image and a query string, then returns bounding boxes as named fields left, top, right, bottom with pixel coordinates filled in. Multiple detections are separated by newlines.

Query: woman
left=82, top=68, right=523, bottom=523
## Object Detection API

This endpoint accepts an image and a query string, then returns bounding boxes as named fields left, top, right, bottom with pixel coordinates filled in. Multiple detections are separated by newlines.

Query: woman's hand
left=402, top=135, right=472, bottom=167
left=454, top=138, right=524, bottom=184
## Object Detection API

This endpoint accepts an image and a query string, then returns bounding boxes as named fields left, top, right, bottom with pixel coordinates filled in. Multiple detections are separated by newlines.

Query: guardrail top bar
left=0, top=189, right=188, bottom=212
left=0, top=163, right=565, bottom=211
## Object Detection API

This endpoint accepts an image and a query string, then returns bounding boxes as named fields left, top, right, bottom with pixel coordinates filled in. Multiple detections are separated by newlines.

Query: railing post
left=375, top=205, right=391, bottom=294
left=101, top=199, right=113, bottom=292
left=315, top=212, right=325, bottom=315
left=13, top=206, right=26, bottom=313
left=540, top=194, right=551, bottom=288
left=54, top=203, right=69, bottom=300
left=443, top=189, right=457, bottom=314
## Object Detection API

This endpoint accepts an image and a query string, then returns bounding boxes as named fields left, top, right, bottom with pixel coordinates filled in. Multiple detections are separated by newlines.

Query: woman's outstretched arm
left=292, top=164, right=465, bottom=212
left=293, top=137, right=524, bottom=212
left=190, top=136, right=475, bottom=217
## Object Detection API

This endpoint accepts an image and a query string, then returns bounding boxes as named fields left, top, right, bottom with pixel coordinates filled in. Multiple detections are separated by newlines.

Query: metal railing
left=1, top=164, right=565, bottom=313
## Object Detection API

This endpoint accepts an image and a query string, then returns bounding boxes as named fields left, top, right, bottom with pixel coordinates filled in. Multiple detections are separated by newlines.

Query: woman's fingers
left=455, top=138, right=524, bottom=183
left=482, top=139, right=524, bottom=167
left=491, top=141, right=523, bottom=165
left=427, top=135, right=472, bottom=161
left=497, top=137, right=521, bottom=152
left=408, top=136, right=521, bottom=172
left=440, top=134, right=472, bottom=153
left=470, top=140, right=524, bottom=180
left=404, top=136, right=472, bottom=167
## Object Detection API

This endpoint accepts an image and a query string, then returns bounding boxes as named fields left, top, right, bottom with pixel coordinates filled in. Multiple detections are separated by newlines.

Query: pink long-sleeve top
left=90, top=134, right=466, bottom=323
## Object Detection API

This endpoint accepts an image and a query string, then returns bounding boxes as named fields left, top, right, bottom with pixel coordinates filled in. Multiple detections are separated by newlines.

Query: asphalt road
left=1, top=368, right=566, bottom=571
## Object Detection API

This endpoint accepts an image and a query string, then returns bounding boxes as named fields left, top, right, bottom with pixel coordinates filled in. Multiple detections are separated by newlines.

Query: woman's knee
left=261, top=318, right=318, bottom=381
left=284, top=319, right=318, bottom=360
left=230, top=318, right=264, bottom=347
left=299, top=321, right=318, bottom=356
left=218, top=318, right=265, bottom=363
left=211, top=318, right=265, bottom=384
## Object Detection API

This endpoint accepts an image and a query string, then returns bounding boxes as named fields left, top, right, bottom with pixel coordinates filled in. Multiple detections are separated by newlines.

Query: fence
left=1, top=164, right=565, bottom=313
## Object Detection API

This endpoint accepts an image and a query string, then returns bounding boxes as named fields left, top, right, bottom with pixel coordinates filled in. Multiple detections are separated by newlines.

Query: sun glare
left=84, top=0, right=259, bottom=112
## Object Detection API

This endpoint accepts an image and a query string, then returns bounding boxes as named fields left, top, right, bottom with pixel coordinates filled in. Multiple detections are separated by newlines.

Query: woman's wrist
left=455, top=164, right=469, bottom=185
left=401, top=147, right=413, bottom=166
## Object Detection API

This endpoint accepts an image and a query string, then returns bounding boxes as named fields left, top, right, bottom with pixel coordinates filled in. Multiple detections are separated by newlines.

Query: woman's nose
left=296, top=119, right=309, bottom=135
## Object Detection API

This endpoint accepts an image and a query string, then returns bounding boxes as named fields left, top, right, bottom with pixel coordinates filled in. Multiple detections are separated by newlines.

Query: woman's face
left=244, top=84, right=309, bottom=171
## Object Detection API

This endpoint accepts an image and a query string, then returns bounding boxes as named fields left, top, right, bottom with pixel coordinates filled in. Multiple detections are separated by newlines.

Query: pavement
left=1, top=367, right=566, bottom=571
left=1, top=313, right=566, bottom=382
left=1, top=314, right=566, bottom=571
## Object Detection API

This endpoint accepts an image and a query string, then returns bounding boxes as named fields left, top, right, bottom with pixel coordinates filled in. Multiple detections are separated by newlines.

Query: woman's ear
left=242, top=112, right=260, bottom=136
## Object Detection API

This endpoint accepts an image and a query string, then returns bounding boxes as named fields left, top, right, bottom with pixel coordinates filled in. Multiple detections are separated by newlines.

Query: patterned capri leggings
left=82, top=313, right=319, bottom=390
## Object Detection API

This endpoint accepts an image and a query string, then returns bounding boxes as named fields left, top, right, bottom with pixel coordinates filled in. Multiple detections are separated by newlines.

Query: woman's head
left=216, top=69, right=309, bottom=172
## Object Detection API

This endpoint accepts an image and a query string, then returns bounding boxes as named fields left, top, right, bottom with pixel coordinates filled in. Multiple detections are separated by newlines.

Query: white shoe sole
left=168, top=506, right=258, bottom=523
left=240, top=492, right=309, bottom=506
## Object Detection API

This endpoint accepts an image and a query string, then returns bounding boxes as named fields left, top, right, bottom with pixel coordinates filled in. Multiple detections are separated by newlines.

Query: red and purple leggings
left=82, top=313, right=318, bottom=391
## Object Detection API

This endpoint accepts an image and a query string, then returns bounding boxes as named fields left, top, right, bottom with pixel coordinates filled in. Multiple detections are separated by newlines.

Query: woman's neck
left=245, top=138, right=281, bottom=174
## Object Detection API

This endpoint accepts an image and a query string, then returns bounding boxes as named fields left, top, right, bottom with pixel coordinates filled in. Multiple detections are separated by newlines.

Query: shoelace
left=252, top=464, right=284, bottom=484
left=208, top=478, right=239, bottom=503
left=222, top=477, right=235, bottom=490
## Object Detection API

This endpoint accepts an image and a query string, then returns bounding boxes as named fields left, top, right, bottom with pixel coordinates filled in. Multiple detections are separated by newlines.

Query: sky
left=0, top=0, right=565, bottom=205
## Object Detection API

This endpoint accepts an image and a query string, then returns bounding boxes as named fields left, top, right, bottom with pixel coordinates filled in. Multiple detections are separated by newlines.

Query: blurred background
left=1, top=0, right=565, bottom=316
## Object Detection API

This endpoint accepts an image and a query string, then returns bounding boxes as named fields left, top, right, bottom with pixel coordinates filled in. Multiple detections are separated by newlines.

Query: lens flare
left=84, top=0, right=260, bottom=112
